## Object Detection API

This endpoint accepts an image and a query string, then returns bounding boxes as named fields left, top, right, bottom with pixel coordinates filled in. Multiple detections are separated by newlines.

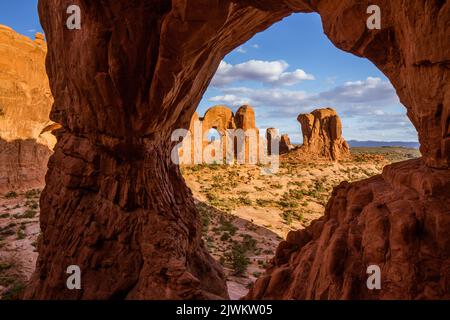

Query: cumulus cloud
left=211, top=60, right=315, bottom=87
left=207, top=76, right=416, bottom=141
left=209, top=77, right=400, bottom=118
left=318, top=77, right=399, bottom=104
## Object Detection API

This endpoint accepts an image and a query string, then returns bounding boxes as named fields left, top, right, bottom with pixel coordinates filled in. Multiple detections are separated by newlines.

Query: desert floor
left=0, top=147, right=420, bottom=299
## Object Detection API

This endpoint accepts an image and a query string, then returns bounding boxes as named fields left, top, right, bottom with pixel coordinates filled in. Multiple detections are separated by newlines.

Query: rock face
left=297, top=108, right=350, bottom=161
left=247, top=159, right=450, bottom=299
left=235, top=105, right=256, bottom=130
left=28, top=0, right=449, bottom=300
left=0, top=25, right=55, bottom=193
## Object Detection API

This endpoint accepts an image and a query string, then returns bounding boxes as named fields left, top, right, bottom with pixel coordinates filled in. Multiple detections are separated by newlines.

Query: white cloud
left=204, top=76, right=416, bottom=142
left=319, top=77, right=398, bottom=104
left=211, top=60, right=315, bottom=87
left=208, top=77, right=402, bottom=119
left=236, top=47, right=247, bottom=54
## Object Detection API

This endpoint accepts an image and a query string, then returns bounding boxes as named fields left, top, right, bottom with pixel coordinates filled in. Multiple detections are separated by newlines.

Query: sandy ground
left=0, top=190, right=40, bottom=299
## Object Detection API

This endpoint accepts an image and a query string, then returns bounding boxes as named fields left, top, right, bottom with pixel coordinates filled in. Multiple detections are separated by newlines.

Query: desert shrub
left=277, top=199, right=298, bottom=209
left=14, top=209, right=37, bottom=219
left=0, top=263, right=12, bottom=272
left=17, top=229, right=26, bottom=240
left=25, top=189, right=40, bottom=199
left=281, top=210, right=304, bottom=225
left=217, top=216, right=238, bottom=236
left=220, top=232, right=231, bottom=241
left=1, top=280, right=26, bottom=300
left=237, top=196, right=252, bottom=206
left=195, top=202, right=211, bottom=235
left=241, top=236, right=255, bottom=253
left=256, top=199, right=272, bottom=207
left=230, top=243, right=250, bottom=276
left=4, top=191, right=18, bottom=199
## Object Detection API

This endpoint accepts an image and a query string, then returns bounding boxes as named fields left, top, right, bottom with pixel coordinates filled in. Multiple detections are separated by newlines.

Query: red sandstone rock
left=235, top=105, right=256, bottom=131
left=297, top=108, right=350, bottom=161
left=247, top=159, right=450, bottom=299
left=0, top=25, right=55, bottom=193
left=27, top=0, right=449, bottom=300
left=201, top=106, right=236, bottom=135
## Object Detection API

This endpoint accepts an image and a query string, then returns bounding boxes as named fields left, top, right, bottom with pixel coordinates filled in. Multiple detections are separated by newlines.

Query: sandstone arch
left=201, top=105, right=236, bottom=136
left=27, top=0, right=449, bottom=299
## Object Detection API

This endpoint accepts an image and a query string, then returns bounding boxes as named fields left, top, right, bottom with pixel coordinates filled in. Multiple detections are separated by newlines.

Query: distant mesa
left=347, top=140, right=420, bottom=149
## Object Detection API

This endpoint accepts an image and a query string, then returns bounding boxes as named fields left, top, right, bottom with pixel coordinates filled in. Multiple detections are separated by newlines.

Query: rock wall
left=247, top=159, right=450, bottom=299
left=28, top=0, right=449, bottom=300
left=0, top=25, right=55, bottom=193
left=297, top=108, right=350, bottom=161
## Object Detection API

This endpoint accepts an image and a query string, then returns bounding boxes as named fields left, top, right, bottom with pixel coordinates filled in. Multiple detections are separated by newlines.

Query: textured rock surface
left=247, top=159, right=450, bottom=299
left=267, top=128, right=295, bottom=155
left=297, top=108, right=350, bottom=161
left=28, top=0, right=449, bottom=300
left=0, top=25, right=55, bottom=193
left=0, top=139, right=53, bottom=193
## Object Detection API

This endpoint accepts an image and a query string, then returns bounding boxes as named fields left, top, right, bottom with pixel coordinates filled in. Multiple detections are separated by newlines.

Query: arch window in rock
left=0, top=0, right=448, bottom=301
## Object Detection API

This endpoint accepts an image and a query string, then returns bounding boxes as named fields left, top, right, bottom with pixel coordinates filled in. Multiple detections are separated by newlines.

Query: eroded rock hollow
left=28, top=0, right=449, bottom=299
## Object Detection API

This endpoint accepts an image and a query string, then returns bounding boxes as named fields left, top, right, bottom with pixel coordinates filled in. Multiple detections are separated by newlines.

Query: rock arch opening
left=24, top=0, right=449, bottom=300
left=180, top=9, right=420, bottom=296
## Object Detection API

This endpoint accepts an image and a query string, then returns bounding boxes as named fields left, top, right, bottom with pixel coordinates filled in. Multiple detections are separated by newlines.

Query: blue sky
left=0, top=2, right=417, bottom=143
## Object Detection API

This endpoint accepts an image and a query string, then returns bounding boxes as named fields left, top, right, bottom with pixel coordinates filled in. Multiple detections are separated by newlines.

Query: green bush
left=4, top=191, right=18, bottom=199
left=230, top=243, right=250, bottom=276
